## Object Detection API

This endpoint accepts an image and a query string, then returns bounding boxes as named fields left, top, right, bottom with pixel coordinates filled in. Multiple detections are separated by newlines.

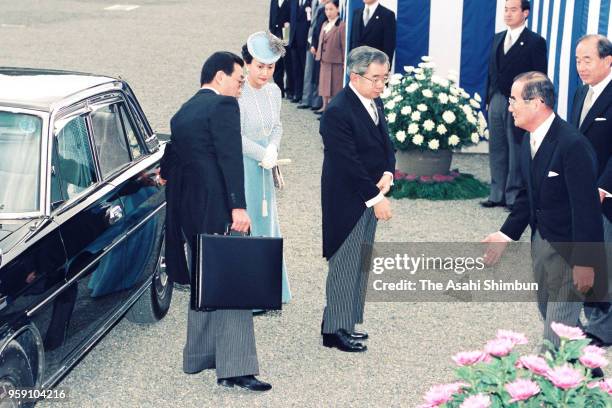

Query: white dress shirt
left=505, top=24, right=526, bottom=51
left=588, top=69, right=612, bottom=110
left=529, top=112, right=555, bottom=158
left=201, top=86, right=220, bottom=95
left=499, top=113, right=555, bottom=242
left=323, top=17, right=339, bottom=34
left=348, top=83, right=393, bottom=207
left=585, top=69, right=612, bottom=198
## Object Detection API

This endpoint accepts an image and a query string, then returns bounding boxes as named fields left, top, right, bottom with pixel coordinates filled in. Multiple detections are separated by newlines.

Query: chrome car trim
left=40, top=277, right=153, bottom=389
left=48, top=81, right=122, bottom=114
left=26, top=202, right=166, bottom=318
left=0, top=323, right=45, bottom=388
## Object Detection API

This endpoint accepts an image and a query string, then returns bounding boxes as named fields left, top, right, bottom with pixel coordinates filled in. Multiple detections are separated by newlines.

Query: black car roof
left=0, top=67, right=118, bottom=112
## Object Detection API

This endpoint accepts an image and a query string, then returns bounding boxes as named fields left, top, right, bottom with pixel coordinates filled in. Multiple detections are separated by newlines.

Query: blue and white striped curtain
left=345, top=0, right=612, bottom=119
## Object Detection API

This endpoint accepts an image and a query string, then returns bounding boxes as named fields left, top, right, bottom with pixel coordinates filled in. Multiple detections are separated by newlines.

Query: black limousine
left=0, top=68, right=172, bottom=401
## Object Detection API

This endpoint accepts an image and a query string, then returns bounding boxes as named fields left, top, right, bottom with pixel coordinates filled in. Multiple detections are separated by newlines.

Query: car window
left=118, top=104, right=144, bottom=160
left=90, top=104, right=131, bottom=178
left=54, top=116, right=97, bottom=200
left=0, top=111, right=42, bottom=214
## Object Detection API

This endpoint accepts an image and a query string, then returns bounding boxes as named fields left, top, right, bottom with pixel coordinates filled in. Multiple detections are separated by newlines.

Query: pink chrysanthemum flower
left=460, top=394, right=491, bottom=408
left=505, top=379, right=540, bottom=402
left=546, top=364, right=584, bottom=390
left=484, top=338, right=514, bottom=357
left=452, top=351, right=489, bottom=366
left=496, top=329, right=529, bottom=345
left=518, top=355, right=550, bottom=376
left=550, top=322, right=586, bottom=340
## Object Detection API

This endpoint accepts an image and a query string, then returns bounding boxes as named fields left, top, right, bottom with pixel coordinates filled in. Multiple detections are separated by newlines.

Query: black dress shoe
left=504, top=204, right=514, bottom=212
left=350, top=330, right=368, bottom=340
left=310, top=105, right=322, bottom=111
left=217, top=375, right=272, bottom=392
left=480, top=200, right=505, bottom=208
left=314, top=110, right=324, bottom=115
left=291, top=98, right=301, bottom=103
left=591, top=367, right=605, bottom=378
left=322, top=329, right=367, bottom=352
left=587, top=332, right=611, bottom=348
left=297, top=104, right=311, bottom=109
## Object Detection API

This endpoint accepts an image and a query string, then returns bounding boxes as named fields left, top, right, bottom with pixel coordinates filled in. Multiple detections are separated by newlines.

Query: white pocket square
left=547, top=171, right=559, bottom=177
left=595, top=117, right=607, bottom=121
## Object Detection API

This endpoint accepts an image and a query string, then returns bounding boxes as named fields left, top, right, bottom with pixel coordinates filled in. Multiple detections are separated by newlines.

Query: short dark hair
left=328, top=0, right=340, bottom=7
left=514, top=71, right=556, bottom=109
left=200, top=52, right=244, bottom=86
left=506, top=0, right=531, bottom=11
left=577, top=34, right=612, bottom=59
left=241, top=44, right=253, bottom=65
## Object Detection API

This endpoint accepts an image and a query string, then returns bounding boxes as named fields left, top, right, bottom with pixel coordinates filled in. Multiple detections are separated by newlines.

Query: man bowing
left=319, top=46, right=395, bottom=352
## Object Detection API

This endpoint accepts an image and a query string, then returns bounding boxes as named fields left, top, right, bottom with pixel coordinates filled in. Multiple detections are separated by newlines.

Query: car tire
left=0, top=341, right=36, bottom=408
left=126, top=237, right=173, bottom=324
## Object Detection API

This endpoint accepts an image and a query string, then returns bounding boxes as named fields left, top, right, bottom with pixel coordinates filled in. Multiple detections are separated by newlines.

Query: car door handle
left=105, top=205, right=124, bottom=225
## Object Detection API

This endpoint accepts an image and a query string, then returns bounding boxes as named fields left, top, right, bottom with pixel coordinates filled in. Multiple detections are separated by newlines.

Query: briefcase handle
left=224, top=223, right=251, bottom=237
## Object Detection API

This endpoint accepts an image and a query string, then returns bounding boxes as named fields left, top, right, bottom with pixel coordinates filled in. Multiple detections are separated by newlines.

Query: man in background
left=349, top=0, right=396, bottom=66
left=481, top=0, right=547, bottom=211
left=571, top=34, right=612, bottom=348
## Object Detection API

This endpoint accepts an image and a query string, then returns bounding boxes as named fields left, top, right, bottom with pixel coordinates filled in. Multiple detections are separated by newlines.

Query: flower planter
left=395, top=149, right=453, bottom=176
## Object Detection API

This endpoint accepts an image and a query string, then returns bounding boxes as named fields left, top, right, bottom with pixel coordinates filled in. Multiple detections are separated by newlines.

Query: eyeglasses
left=508, top=96, right=537, bottom=107
left=358, top=74, right=389, bottom=85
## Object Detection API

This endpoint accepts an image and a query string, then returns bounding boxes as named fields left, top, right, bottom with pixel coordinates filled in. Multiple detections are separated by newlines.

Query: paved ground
left=1, top=1, right=609, bottom=407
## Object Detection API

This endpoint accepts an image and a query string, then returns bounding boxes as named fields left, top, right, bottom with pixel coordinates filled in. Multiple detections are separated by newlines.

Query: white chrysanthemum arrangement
left=382, top=56, right=489, bottom=151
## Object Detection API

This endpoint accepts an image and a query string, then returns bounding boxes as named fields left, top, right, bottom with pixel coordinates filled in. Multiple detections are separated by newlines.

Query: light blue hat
left=247, top=31, right=287, bottom=64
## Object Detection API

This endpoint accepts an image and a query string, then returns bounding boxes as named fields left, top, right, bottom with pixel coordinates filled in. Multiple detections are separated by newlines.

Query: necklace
left=247, top=82, right=275, bottom=218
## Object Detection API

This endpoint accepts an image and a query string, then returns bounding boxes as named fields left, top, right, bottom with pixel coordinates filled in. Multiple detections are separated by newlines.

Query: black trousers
left=290, top=46, right=307, bottom=101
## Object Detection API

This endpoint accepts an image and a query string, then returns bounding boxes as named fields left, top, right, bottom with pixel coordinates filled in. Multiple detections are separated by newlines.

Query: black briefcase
left=190, top=230, right=283, bottom=311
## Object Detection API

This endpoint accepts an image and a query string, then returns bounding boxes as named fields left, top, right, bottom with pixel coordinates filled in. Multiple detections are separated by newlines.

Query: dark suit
left=570, top=78, right=612, bottom=343
left=570, top=80, right=612, bottom=222
left=500, top=115, right=607, bottom=346
left=270, top=0, right=291, bottom=96
left=166, top=89, right=259, bottom=379
left=486, top=28, right=547, bottom=206
left=320, top=85, right=395, bottom=333
left=349, top=4, right=396, bottom=65
left=289, top=0, right=312, bottom=100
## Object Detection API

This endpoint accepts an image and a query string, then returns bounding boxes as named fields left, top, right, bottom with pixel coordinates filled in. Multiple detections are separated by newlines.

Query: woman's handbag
left=190, top=227, right=283, bottom=311
left=272, top=165, right=285, bottom=189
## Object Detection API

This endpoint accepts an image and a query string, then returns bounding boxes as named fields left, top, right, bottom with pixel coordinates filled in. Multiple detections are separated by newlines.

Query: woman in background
left=239, top=31, right=292, bottom=307
left=315, top=0, right=345, bottom=114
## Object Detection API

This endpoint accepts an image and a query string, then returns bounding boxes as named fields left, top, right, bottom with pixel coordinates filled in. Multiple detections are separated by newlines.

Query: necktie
left=370, top=100, right=379, bottom=125
left=299, top=0, right=303, bottom=7
left=363, top=6, right=371, bottom=26
left=579, top=87, right=594, bottom=126
left=504, top=32, right=512, bottom=54
left=529, top=133, right=537, bottom=159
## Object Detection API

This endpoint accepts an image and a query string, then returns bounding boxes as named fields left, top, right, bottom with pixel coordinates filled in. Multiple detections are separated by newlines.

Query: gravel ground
left=1, top=1, right=609, bottom=407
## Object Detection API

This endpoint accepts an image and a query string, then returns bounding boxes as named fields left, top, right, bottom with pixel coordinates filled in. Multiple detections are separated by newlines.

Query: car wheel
left=0, top=341, right=35, bottom=408
left=126, top=236, right=173, bottom=324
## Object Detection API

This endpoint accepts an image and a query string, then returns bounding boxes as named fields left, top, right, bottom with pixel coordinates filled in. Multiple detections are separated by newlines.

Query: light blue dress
left=239, top=81, right=291, bottom=304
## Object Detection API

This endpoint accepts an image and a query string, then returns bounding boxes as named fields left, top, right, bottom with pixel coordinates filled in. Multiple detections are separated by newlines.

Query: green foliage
left=389, top=173, right=489, bottom=200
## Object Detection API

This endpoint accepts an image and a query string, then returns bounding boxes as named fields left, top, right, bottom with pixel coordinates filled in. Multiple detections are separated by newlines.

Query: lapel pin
left=520, top=42, right=524, bottom=46
left=376, top=16, right=379, bottom=19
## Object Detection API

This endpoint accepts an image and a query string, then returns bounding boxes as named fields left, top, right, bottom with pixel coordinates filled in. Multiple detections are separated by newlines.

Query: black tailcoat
left=570, top=80, right=612, bottom=222
left=319, top=86, right=395, bottom=259
left=349, top=4, right=396, bottom=65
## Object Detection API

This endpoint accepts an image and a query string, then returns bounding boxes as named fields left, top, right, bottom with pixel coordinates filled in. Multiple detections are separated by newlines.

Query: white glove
left=261, top=144, right=278, bottom=169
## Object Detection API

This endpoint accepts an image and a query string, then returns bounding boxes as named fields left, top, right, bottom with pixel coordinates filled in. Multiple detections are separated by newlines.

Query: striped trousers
left=182, top=238, right=259, bottom=379
left=322, top=208, right=377, bottom=334
left=532, top=230, right=582, bottom=348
